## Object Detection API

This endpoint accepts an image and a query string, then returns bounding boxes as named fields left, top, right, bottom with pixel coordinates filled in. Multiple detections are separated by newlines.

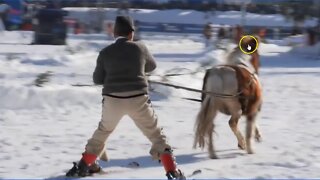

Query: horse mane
left=225, top=47, right=259, bottom=74
left=226, top=47, right=248, bottom=64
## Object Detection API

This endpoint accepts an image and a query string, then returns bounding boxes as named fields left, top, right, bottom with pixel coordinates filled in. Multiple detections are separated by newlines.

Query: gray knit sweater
left=93, top=38, right=156, bottom=95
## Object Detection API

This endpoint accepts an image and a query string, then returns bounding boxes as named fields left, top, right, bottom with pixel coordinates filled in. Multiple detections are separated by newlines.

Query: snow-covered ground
left=1, top=27, right=320, bottom=179
left=1, top=30, right=320, bottom=179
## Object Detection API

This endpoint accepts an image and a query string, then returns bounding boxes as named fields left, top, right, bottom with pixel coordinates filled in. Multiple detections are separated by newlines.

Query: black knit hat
left=114, top=16, right=135, bottom=36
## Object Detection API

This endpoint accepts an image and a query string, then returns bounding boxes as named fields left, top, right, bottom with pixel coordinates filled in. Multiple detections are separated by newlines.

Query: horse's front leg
left=229, top=114, right=246, bottom=150
left=246, top=113, right=257, bottom=154
left=207, top=122, right=217, bottom=159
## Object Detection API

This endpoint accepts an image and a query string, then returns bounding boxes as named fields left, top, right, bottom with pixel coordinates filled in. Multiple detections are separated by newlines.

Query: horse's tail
left=201, top=69, right=210, bottom=103
left=193, top=96, right=217, bottom=149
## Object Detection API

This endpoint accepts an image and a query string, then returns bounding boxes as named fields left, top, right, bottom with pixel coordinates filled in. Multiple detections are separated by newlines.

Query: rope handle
left=148, top=80, right=240, bottom=98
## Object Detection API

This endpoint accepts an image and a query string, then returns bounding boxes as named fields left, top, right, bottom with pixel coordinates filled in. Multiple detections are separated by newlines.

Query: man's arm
left=93, top=52, right=105, bottom=85
left=143, top=44, right=157, bottom=72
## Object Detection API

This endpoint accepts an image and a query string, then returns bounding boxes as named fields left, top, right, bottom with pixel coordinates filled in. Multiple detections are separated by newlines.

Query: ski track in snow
left=1, top=31, right=320, bottom=178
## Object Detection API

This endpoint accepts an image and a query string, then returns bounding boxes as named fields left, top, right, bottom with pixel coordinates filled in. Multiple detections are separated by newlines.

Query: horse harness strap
left=150, top=80, right=240, bottom=99
left=222, top=65, right=257, bottom=113
left=149, top=65, right=258, bottom=104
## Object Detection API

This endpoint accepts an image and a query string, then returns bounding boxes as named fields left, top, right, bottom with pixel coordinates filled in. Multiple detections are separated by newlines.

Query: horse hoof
left=255, top=136, right=262, bottom=143
left=247, top=149, right=255, bottom=154
left=209, top=154, right=218, bottom=159
left=238, top=143, right=246, bottom=150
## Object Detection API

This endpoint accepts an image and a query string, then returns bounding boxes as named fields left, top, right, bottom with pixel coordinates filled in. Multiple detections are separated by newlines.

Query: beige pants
left=85, top=91, right=171, bottom=161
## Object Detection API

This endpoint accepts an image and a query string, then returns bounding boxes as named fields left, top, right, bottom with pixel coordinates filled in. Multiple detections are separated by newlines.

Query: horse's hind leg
left=207, top=120, right=218, bottom=159
left=246, top=113, right=257, bottom=154
left=255, top=124, right=262, bottom=142
left=255, top=106, right=262, bottom=142
left=229, top=113, right=246, bottom=150
left=225, top=100, right=245, bottom=150
left=206, top=104, right=218, bottom=159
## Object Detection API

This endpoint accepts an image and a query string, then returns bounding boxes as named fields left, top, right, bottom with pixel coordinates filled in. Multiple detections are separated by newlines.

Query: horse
left=193, top=43, right=262, bottom=159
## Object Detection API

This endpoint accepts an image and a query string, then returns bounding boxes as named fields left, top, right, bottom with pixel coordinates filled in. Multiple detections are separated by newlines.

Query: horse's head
left=241, top=36, right=260, bottom=74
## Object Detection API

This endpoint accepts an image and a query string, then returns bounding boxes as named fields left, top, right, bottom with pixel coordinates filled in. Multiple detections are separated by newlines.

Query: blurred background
left=0, top=0, right=320, bottom=45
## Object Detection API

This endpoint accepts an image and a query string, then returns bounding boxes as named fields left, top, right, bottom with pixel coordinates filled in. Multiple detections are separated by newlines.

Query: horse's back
left=205, top=66, right=239, bottom=96
left=203, top=66, right=241, bottom=115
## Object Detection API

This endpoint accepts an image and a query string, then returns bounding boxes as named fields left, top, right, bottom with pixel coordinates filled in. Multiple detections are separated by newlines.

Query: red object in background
left=106, top=22, right=113, bottom=36
left=64, top=18, right=82, bottom=34
left=74, top=26, right=82, bottom=34
left=259, top=28, right=266, bottom=39
left=21, top=23, right=32, bottom=31
left=235, top=25, right=243, bottom=43
left=9, top=8, right=22, bottom=15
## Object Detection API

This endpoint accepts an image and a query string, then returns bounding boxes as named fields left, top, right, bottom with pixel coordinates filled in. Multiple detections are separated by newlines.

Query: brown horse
left=193, top=46, right=262, bottom=159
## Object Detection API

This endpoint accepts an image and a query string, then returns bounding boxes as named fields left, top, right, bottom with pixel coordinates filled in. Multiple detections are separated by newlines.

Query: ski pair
left=66, top=149, right=186, bottom=179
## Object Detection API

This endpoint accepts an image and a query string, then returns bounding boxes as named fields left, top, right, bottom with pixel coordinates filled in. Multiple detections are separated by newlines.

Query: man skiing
left=66, top=16, right=185, bottom=180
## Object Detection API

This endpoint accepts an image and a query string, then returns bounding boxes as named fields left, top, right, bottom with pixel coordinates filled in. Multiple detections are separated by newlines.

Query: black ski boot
left=66, top=160, right=101, bottom=177
left=166, top=169, right=186, bottom=180
left=88, top=161, right=102, bottom=174
left=66, top=160, right=90, bottom=177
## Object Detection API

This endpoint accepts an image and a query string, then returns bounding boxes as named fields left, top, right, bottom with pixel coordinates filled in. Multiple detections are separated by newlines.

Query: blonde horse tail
left=193, top=96, right=216, bottom=149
